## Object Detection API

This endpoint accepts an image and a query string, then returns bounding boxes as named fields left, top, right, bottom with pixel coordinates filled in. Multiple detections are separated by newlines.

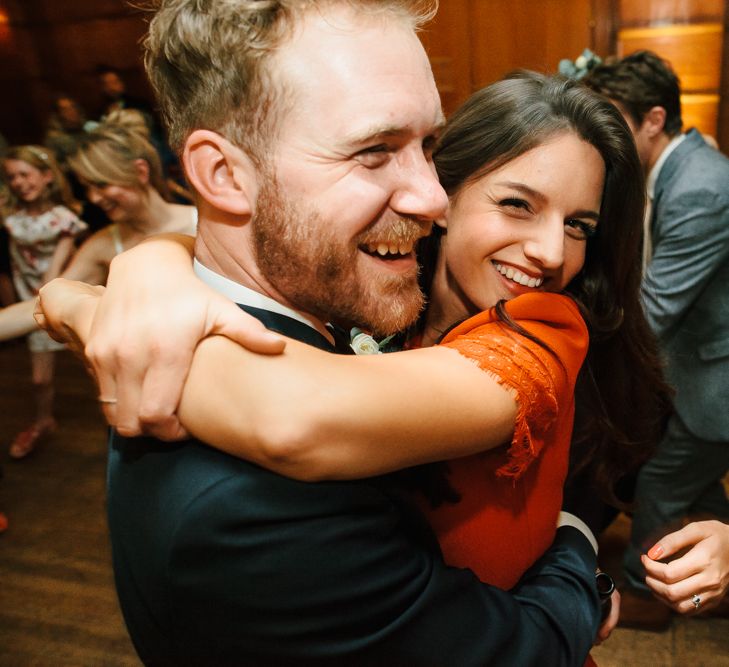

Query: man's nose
left=389, top=149, right=448, bottom=222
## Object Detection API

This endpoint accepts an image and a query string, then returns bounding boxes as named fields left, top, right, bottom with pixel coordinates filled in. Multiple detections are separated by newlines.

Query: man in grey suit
left=587, top=50, right=729, bottom=630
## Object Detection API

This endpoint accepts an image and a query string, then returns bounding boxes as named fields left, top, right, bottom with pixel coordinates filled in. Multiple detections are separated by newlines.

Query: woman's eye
left=565, top=219, right=598, bottom=240
left=499, top=197, right=530, bottom=213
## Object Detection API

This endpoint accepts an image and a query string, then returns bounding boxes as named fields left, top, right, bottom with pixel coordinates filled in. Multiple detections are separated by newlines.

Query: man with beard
left=47, top=1, right=604, bottom=664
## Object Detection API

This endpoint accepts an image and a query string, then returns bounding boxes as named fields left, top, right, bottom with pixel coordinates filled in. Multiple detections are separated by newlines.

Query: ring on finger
left=691, top=593, right=702, bottom=610
left=98, top=396, right=118, bottom=405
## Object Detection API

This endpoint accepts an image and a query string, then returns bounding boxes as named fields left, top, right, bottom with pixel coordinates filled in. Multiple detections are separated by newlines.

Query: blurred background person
left=44, top=94, right=108, bottom=233
left=1, top=146, right=86, bottom=459
left=585, top=50, right=729, bottom=631
left=0, top=111, right=196, bottom=359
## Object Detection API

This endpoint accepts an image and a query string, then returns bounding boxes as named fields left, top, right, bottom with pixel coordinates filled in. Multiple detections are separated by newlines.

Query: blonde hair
left=2, top=145, right=78, bottom=212
left=68, top=110, right=169, bottom=199
left=143, top=0, right=437, bottom=160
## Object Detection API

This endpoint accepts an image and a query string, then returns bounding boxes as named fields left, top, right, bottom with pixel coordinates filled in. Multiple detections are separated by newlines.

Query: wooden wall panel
left=619, top=0, right=723, bottom=25
left=6, top=0, right=726, bottom=149
left=0, top=0, right=149, bottom=145
left=618, top=24, right=723, bottom=90
left=471, top=0, right=594, bottom=87
left=420, top=0, right=472, bottom=117
left=425, top=0, right=596, bottom=116
left=681, top=92, right=720, bottom=131
left=23, top=0, right=130, bottom=22
left=616, top=1, right=727, bottom=142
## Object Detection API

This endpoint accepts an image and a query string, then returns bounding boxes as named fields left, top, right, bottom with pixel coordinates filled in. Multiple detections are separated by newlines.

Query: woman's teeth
left=493, top=261, right=543, bottom=288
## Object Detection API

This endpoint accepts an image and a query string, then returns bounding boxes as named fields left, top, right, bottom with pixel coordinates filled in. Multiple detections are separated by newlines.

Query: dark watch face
left=596, top=571, right=615, bottom=598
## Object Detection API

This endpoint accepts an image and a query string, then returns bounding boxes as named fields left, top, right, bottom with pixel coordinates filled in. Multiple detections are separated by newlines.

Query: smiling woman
left=424, top=132, right=604, bottom=337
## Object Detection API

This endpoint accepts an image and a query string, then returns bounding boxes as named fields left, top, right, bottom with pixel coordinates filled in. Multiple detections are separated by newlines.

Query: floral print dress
left=4, top=205, right=86, bottom=351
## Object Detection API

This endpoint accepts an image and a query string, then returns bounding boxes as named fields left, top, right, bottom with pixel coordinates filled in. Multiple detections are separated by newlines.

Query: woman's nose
left=522, top=216, right=565, bottom=270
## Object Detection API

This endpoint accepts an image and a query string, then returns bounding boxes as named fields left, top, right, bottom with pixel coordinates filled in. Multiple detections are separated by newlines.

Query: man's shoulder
left=664, top=132, right=729, bottom=194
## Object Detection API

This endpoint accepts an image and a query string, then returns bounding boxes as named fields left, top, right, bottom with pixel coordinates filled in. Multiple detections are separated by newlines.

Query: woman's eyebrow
left=495, top=181, right=600, bottom=220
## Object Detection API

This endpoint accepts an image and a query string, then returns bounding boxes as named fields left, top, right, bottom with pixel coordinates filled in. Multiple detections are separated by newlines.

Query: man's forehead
left=272, top=8, right=442, bottom=140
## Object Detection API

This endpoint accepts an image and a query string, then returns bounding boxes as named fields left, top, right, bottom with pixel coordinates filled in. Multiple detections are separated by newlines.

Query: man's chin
left=354, top=281, right=424, bottom=336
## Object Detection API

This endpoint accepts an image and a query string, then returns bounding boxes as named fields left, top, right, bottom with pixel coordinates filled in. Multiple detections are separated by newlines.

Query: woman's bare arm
left=179, top=334, right=517, bottom=481
left=0, top=299, right=38, bottom=340
left=38, top=275, right=518, bottom=479
left=0, top=229, right=122, bottom=343
left=42, top=235, right=76, bottom=284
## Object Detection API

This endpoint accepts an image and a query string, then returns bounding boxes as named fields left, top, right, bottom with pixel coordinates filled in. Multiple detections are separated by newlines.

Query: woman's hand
left=36, top=278, right=104, bottom=365
left=641, top=520, right=729, bottom=614
left=42, top=234, right=285, bottom=441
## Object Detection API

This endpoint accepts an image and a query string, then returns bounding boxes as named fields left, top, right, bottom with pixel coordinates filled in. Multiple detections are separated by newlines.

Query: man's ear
left=641, top=106, right=667, bottom=138
left=182, top=130, right=257, bottom=216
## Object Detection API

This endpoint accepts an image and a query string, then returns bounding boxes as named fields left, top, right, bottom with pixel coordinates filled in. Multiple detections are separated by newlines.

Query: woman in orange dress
left=40, top=73, right=671, bottom=653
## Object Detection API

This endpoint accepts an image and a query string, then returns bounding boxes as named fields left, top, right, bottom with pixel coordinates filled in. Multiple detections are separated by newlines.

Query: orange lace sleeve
left=439, top=293, right=588, bottom=479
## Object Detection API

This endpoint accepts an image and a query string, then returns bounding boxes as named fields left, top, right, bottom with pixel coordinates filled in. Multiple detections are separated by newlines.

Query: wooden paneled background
left=0, top=0, right=728, bottom=151
left=0, top=0, right=149, bottom=145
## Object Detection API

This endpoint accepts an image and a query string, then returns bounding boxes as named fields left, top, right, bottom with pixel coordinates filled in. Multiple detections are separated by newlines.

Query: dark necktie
left=326, top=323, right=355, bottom=355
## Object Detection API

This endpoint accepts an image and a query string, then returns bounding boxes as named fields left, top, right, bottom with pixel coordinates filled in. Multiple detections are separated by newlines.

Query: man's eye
left=355, top=145, right=390, bottom=167
left=422, top=135, right=438, bottom=159
left=565, top=219, right=598, bottom=240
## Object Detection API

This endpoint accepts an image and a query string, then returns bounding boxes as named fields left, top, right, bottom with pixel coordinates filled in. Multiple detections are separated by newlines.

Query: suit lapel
left=653, top=129, right=703, bottom=210
left=236, top=303, right=335, bottom=352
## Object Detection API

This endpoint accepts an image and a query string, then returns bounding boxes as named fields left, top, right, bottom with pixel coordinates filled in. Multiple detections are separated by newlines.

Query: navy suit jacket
left=107, top=305, right=601, bottom=666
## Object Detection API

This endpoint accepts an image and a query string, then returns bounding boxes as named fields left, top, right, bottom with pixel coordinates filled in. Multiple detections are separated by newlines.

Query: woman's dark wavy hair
left=412, top=71, right=673, bottom=510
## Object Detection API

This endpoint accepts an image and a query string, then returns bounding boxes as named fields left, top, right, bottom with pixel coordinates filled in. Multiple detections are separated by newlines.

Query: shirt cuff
left=558, top=511, right=598, bottom=555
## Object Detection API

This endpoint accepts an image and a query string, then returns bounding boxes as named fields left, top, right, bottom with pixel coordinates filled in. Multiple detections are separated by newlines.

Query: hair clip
left=559, top=49, right=602, bottom=80
left=27, top=146, right=50, bottom=162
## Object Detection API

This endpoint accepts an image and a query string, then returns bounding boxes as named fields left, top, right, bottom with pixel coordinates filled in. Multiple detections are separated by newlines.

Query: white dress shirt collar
left=646, top=133, right=686, bottom=201
left=193, top=258, right=323, bottom=333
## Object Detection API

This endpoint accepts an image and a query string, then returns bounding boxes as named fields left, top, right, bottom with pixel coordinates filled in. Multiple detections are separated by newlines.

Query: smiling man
left=41, top=1, right=604, bottom=664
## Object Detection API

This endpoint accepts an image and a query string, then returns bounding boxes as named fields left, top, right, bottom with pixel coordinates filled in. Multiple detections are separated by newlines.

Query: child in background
left=2, top=146, right=86, bottom=459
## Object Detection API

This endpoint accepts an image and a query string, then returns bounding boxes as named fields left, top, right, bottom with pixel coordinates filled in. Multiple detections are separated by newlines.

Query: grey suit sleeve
left=642, top=189, right=729, bottom=339
left=163, top=475, right=600, bottom=666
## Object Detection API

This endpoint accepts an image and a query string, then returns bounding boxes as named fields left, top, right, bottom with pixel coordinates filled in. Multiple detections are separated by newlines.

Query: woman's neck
left=421, top=245, right=472, bottom=347
left=126, top=187, right=171, bottom=234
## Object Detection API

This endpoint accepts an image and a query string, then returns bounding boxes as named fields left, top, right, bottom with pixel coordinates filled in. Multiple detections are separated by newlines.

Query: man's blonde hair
left=144, top=0, right=437, bottom=160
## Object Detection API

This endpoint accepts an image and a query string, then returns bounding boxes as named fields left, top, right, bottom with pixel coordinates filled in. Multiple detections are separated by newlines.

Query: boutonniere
left=349, top=328, right=396, bottom=355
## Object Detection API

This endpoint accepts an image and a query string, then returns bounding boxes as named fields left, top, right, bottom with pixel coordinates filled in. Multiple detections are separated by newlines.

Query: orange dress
left=421, top=292, right=589, bottom=590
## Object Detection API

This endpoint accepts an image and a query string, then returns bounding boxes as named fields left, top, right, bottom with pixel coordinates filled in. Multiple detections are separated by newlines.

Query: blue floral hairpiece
left=558, top=48, right=602, bottom=80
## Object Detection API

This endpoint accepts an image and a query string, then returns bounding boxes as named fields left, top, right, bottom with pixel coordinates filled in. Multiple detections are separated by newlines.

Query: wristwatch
left=596, top=570, right=615, bottom=621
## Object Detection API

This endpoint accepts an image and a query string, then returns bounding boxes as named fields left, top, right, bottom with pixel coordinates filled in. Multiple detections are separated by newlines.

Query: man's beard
left=252, top=177, right=426, bottom=336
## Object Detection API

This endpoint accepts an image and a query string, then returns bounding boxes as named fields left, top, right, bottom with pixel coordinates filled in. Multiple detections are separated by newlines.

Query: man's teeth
left=493, top=261, right=543, bottom=288
left=366, top=241, right=415, bottom=256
